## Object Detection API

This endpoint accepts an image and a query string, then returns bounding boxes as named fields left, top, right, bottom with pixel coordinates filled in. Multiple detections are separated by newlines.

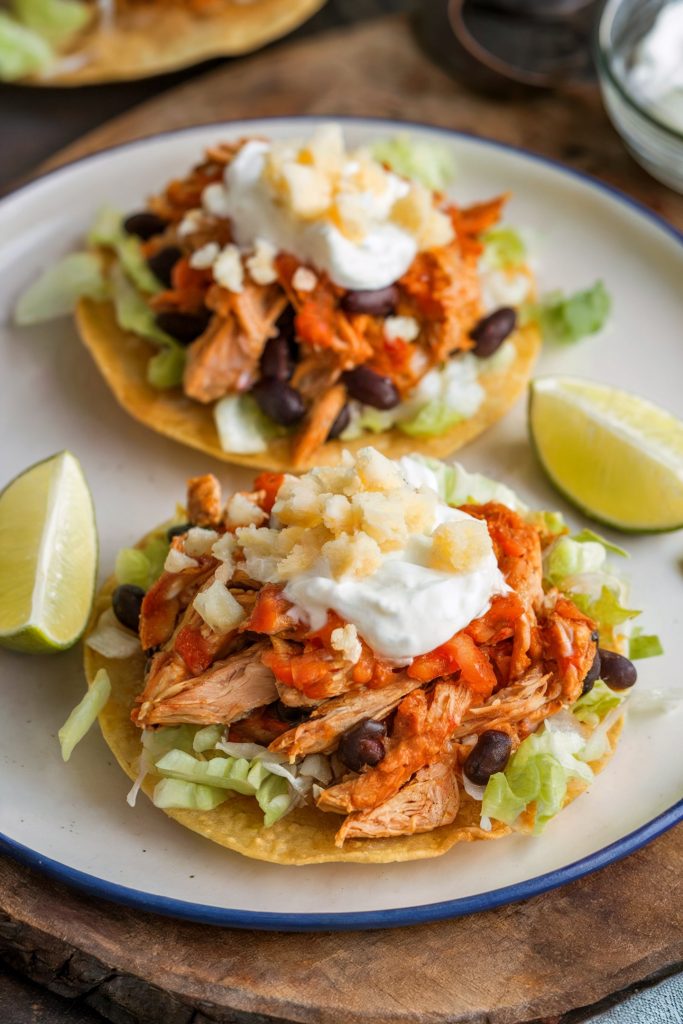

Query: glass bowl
left=595, top=0, right=683, bottom=193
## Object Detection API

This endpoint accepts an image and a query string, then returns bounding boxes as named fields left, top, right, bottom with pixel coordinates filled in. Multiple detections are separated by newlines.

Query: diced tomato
left=171, top=258, right=212, bottom=293
left=174, top=626, right=215, bottom=676
left=408, top=632, right=497, bottom=700
left=253, top=472, right=285, bottom=515
left=245, top=585, right=293, bottom=635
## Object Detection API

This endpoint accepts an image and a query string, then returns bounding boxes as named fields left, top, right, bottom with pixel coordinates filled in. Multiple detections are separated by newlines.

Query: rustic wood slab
left=2, top=13, right=682, bottom=1024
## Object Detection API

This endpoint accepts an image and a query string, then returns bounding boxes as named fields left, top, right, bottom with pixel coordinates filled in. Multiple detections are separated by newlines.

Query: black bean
left=272, top=700, right=310, bottom=724
left=581, top=648, right=601, bottom=696
left=338, top=719, right=387, bottom=773
left=343, top=366, right=400, bottom=409
left=598, top=648, right=637, bottom=691
left=155, top=309, right=211, bottom=345
left=251, top=378, right=305, bottom=426
left=470, top=307, right=517, bottom=358
left=591, top=630, right=600, bottom=643
left=260, top=334, right=293, bottom=381
left=341, top=285, right=399, bottom=317
left=166, top=522, right=192, bottom=542
left=112, top=584, right=146, bottom=633
left=147, top=246, right=182, bottom=288
left=464, top=730, right=512, bottom=785
left=327, top=403, right=351, bottom=440
left=123, top=211, right=167, bottom=241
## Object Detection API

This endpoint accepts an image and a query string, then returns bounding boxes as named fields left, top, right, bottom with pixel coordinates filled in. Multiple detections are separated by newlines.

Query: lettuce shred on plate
left=525, top=280, right=611, bottom=345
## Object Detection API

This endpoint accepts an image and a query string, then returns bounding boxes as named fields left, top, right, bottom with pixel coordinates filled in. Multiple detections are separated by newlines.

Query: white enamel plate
left=0, top=118, right=681, bottom=930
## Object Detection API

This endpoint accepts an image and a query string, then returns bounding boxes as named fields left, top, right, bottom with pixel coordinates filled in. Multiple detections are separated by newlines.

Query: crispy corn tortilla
left=83, top=570, right=622, bottom=865
left=25, top=0, right=325, bottom=86
left=75, top=297, right=542, bottom=474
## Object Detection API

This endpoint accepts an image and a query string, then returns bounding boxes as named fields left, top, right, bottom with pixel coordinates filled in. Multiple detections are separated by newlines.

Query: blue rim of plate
left=1, top=117, right=682, bottom=932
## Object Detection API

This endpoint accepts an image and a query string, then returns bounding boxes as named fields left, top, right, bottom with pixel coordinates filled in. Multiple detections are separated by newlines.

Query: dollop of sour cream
left=284, top=502, right=507, bottom=660
left=628, top=1, right=683, bottom=133
left=205, top=139, right=417, bottom=291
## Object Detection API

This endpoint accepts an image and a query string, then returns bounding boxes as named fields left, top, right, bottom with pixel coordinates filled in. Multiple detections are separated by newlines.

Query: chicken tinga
left=16, top=125, right=546, bottom=472
left=72, top=449, right=646, bottom=863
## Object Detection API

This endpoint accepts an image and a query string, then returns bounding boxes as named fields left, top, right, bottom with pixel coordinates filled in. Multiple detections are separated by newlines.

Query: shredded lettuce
left=545, top=536, right=607, bottom=586
left=481, top=227, right=527, bottom=270
left=154, top=747, right=295, bottom=826
left=526, top=509, right=567, bottom=536
left=12, top=0, right=91, bottom=46
left=214, top=394, right=278, bottom=455
left=142, top=725, right=197, bottom=760
left=525, top=281, right=611, bottom=345
left=481, top=721, right=594, bottom=833
left=406, top=456, right=527, bottom=512
left=147, top=343, right=186, bottom=390
left=58, top=669, right=111, bottom=762
left=85, top=607, right=140, bottom=659
left=398, top=358, right=484, bottom=439
left=88, top=207, right=163, bottom=294
left=0, top=12, right=53, bottom=79
left=152, top=777, right=228, bottom=811
left=571, top=529, right=628, bottom=558
left=193, top=724, right=224, bottom=753
left=14, top=252, right=108, bottom=324
left=115, top=532, right=170, bottom=590
left=255, top=773, right=292, bottom=827
left=572, top=679, right=624, bottom=728
left=398, top=399, right=464, bottom=438
left=629, top=633, right=664, bottom=660
left=371, top=134, right=456, bottom=191
left=109, top=265, right=172, bottom=345
left=572, top=585, right=640, bottom=627
left=114, top=548, right=150, bottom=590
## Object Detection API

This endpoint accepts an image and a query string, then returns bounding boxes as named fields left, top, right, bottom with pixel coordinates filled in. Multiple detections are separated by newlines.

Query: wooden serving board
left=2, top=14, right=682, bottom=1024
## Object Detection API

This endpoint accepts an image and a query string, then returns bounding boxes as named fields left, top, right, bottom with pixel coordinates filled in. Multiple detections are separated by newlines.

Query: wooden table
left=1, top=6, right=682, bottom=1023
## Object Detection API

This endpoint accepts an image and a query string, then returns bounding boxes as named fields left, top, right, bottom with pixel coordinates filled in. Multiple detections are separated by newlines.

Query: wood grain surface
left=2, top=13, right=682, bottom=1024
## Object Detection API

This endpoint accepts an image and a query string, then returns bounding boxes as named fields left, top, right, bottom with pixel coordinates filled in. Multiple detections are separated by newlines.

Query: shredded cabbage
left=88, top=207, right=163, bottom=294
left=0, top=12, right=53, bottom=79
left=481, top=720, right=594, bottom=833
left=525, top=281, right=611, bottom=345
left=572, top=679, right=624, bottom=728
left=14, top=252, right=108, bottom=324
left=481, top=227, right=527, bottom=270
left=12, top=0, right=91, bottom=46
left=370, top=134, right=456, bottom=191
left=58, top=668, right=111, bottom=761
left=255, top=773, right=293, bottom=827
left=398, top=358, right=484, bottom=438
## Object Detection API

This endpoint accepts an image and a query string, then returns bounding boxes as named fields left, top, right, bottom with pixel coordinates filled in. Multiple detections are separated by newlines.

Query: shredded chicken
left=335, top=756, right=460, bottom=845
left=141, top=643, right=277, bottom=726
left=184, top=284, right=287, bottom=402
left=317, top=683, right=471, bottom=815
left=187, top=474, right=222, bottom=528
left=270, top=672, right=424, bottom=761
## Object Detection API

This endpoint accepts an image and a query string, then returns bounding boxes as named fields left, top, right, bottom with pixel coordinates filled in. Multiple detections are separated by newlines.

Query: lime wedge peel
left=529, top=376, right=683, bottom=533
left=0, top=451, right=98, bottom=653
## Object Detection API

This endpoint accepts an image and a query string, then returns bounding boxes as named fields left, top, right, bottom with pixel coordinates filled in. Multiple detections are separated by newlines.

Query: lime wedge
left=529, top=376, right=683, bottom=533
left=0, top=452, right=97, bottom=652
